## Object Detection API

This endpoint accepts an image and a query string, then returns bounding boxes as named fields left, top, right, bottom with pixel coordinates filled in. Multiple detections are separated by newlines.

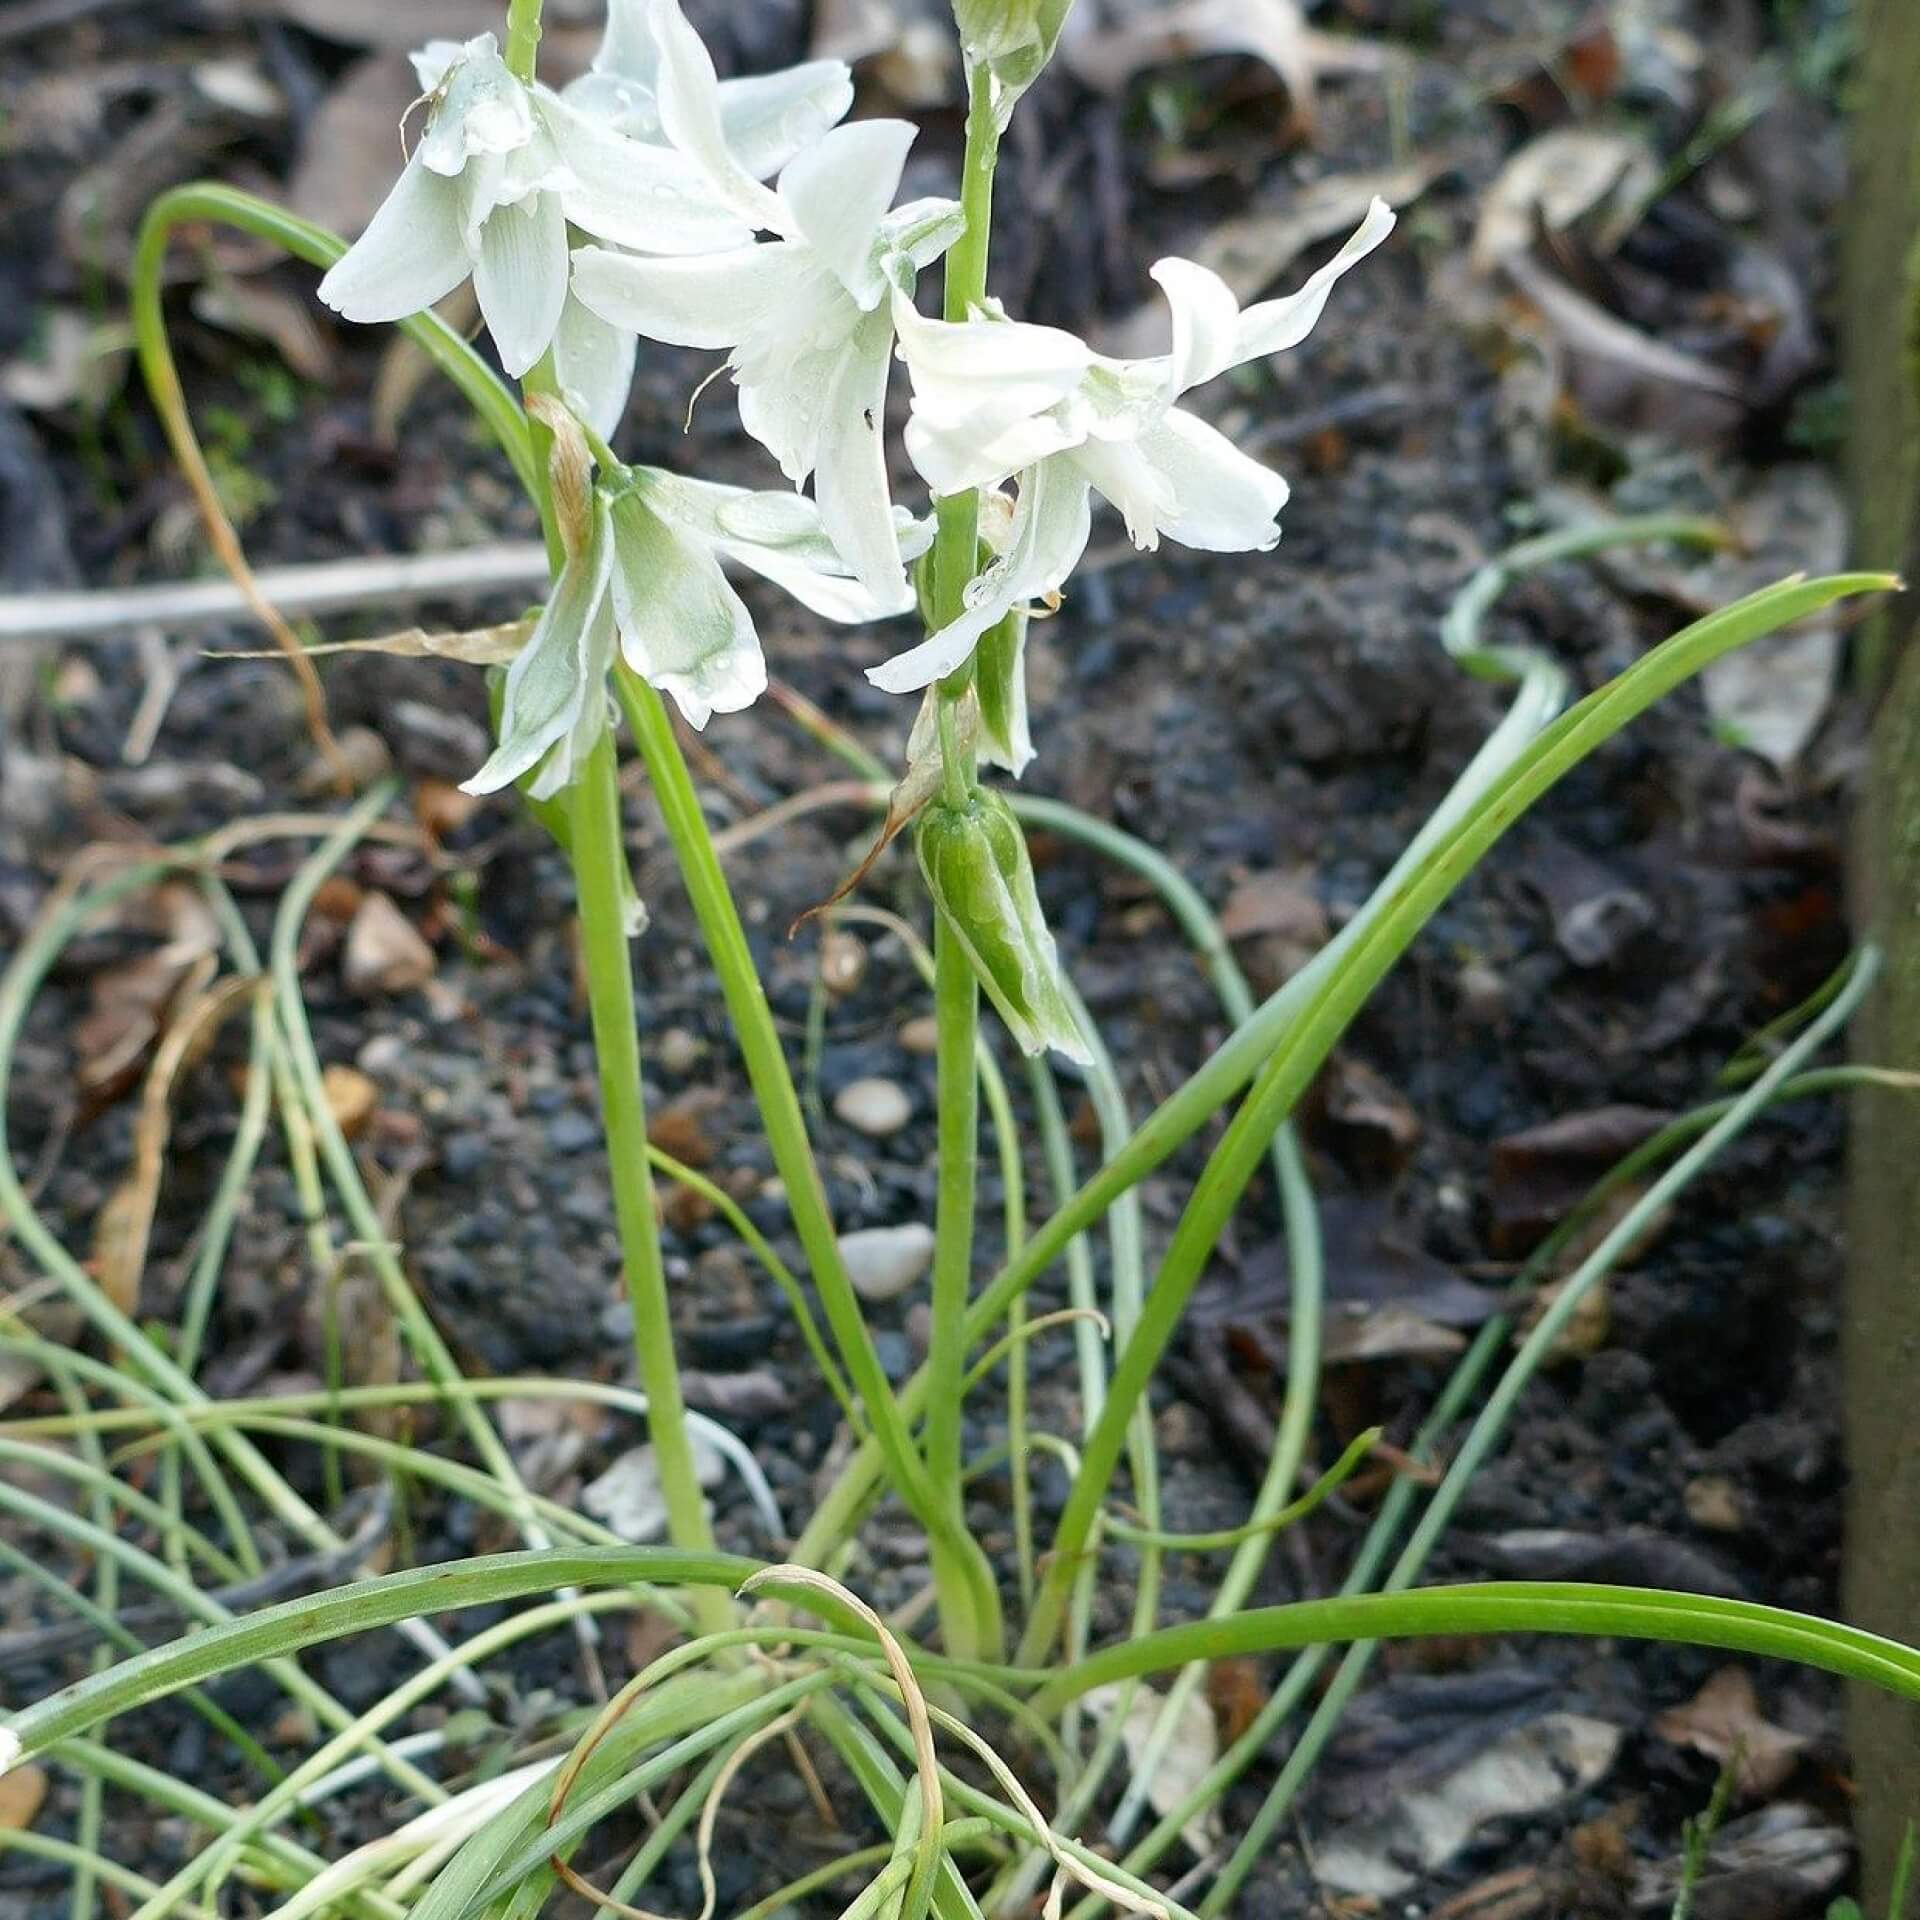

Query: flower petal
left=892, top=288, right=1093, bottom=489
left=569, top=239, right=795, bottom=350
left=903, top=403, right=1083, bottom=499
left=317, top=151, right=473, bottom=324
left=608, top=488, right=767, bottom=728
left=778, top=118, right=917, bottom=306
left=1149, top=256, right=1242, bottom=399
left=1132, top=407, right=1289, bottom=552
left=1227, top=196, right=1396, bottom=369
left=867, top=454, right=1091, bottom=692
left=526, top=602, right=618, bottom=800
left=473, top=188, right=569, bottom=376
left=813, top=306, right=907, bottom=603
left=645, top=473, right=916, bottom=621
left=463, top=500, right=616, bottom=795
left=551, top=292, right=637, bottom=439
left=419, top=36, right=533, bottom=177
left=1069, top=433, right=1178, bottom=549
left=646, top=0, right=789, bottom=233
left=879, top=195, right=968, bottom=270
left=592, top=0, right=660, bottom=88
left=717, top=60, right=854, bottom=178
left=542, top=92, right=752, bottom=253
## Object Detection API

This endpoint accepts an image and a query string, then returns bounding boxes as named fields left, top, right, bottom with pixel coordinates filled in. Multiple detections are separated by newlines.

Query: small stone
left=834, top=1076, right=912, bottom=1137
left=898, top=1015, right=939, bottom=1056
left=414, top=777, right=482, bottom=840
left=321, top=1064, right=378, bottom=1141
left=820, top=929, right=868, bottom=997
left=1684, top=1474, right=1744, bottom=1533
left=548, top=1109, right=599, bottom=1153
left=657, top=1027, right=703, bottom=1075
left=342, top=891, right=435, bottom=997
left=838, top=1222, right=935, bottom=1301
left=300, top=725, right=391, bottom=797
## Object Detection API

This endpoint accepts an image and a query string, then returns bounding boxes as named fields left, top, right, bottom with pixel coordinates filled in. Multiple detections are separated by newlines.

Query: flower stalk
left=569, top=728, right=729, bottom=1632
left=922, top=53, right=1002, bottom=1656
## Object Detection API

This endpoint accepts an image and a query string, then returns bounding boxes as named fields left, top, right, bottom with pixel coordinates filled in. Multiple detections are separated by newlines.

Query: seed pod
left=917, top=788, right=1091, bottom=1063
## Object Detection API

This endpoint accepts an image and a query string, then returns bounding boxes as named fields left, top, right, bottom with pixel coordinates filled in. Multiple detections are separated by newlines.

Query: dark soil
left=0, top=0, right=1873, bottom=1915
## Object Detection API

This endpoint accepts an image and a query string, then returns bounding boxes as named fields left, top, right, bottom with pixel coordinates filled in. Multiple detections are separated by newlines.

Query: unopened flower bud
left=950, top=0, right=1073, bottom=123
left=917, top=788, right=1090, bottom=1063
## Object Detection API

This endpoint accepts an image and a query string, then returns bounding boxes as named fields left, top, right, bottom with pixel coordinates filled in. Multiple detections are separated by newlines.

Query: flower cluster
left=323, top=0, right=1392, bottom=773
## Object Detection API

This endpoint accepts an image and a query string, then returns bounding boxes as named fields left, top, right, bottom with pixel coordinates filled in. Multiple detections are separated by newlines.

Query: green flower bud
left=917, top=789, right=1091, bottom=1063
left=950, top=0, right=1073, bottom=124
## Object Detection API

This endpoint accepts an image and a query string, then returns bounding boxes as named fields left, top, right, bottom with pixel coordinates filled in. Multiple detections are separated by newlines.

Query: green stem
left=929, top=61, right=1001, bottom=665
left=503, top=0, right=544, bottom=82
left=612, top=669, right=1002, bottom=1659
left=925, top=905, right=981, bottom=1560
left=567, top=731, right=726, bottom=1625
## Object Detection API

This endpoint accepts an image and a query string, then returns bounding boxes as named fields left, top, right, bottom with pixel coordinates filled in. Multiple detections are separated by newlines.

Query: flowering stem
left=613, top=670, right=1003, bottom=1661
left=503, top=0, right=544, bottom=83
left=924, top=905, right=978, bottom=1511
left=928, top=62, right=1001, bottom=692
left=919, top=54, right=1002, bottom=1659
left=567, top=729, right=728, bottom=1631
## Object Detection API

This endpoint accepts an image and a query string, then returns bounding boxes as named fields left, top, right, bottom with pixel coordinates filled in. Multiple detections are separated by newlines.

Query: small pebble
left=838, top=1222, right=935, bottom=1301
left=321, top=1064, right=377, bottom=1140
left=834, top=1076, right=912, bottom=1136
left=898, top=1015, right=939, bottom=1056
left=820, top=929, right=868, bottom=997
left=342, top=891, right=435, bottom=997
left=657, top=1026, right=703, bottom=1074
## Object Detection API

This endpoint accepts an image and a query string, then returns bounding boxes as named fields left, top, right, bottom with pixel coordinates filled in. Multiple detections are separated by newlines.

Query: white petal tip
left=0, top=1729, right=21, bottom=1775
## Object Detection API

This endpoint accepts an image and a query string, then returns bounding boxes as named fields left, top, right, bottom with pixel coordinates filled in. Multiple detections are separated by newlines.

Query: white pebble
left=833, top=1076, right=913, bottom=1137
left=838, top=1223, right=935, bottom=1302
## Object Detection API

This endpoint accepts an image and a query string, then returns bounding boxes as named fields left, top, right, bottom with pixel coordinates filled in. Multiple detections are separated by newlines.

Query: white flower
left=316, top=20, right=842, bottom=398
left=569, top=114, right=963, bottom=605
left=868, top=197, right=1397, bottom=692
left=465, top=470, right=923, bottom=797
left=566, top=0, right=853, bottom=180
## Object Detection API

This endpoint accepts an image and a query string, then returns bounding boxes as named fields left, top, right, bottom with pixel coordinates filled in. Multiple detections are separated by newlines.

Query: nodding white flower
left=868, top=197, right=1397, bottom=692
left=465, top=468, right=924, bottom=798
left=317, top=14, right=848, bottom=407
left=566, top=0, right=853, bottom=182
left=569, top=116, right=964, bottom=605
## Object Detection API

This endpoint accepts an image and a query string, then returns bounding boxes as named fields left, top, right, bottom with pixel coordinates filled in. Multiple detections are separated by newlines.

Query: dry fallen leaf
left=1218, top=868, right=1327, bottom=944
left=1084, top=1681, right=1221, bottom=1857
left=582, top=1435, right=725, bottom=1543
left=1061, top=0, right=1395, bottom=132
left=1314, top=1713, right=1621, bottom=1899
left=1632, top=1801, right=1848, bottom=1916
left=1652, top=1667, right=1806, bottom=1799
left=191, top=274, right=335, bottom=383
left=71, top=880, right=223, bottom=1115
left=1505, top=254, right=1746, bottom=446
left=1471, top=127, right=1658, bottom=275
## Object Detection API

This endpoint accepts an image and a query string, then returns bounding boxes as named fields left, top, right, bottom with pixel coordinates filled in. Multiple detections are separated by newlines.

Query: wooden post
left=1844, top=0, right=1920, bottom=1901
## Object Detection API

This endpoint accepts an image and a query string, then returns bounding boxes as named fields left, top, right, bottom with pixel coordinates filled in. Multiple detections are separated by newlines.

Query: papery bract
left=869, top=197, right=1396, bottom=691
